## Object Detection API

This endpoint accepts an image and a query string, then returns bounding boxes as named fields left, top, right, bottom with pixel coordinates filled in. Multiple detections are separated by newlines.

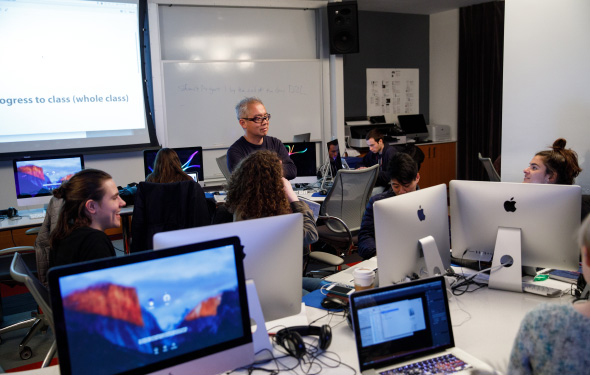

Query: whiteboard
left=162, top=60, right=323, bottom=148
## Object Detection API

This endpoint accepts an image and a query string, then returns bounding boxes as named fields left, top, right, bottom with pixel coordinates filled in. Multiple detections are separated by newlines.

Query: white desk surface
left=12, top=271, right=574, bottom=375
left=240, top=276, right=575, bottom=375
left=0, top=209, right=45, bottom=231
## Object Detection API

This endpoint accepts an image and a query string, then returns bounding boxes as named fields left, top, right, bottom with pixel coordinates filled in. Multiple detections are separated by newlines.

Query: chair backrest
left=10, top=252, right=53, bottom=325
left=131, top=180, right=211, bottom=252
left=320, top=164, right=379, bottom=233
left=216, top=154, right=232, bottom=181
left=478, top=152, right=501, bottom=182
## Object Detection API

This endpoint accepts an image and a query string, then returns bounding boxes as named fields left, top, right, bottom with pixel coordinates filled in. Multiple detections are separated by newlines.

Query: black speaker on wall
left=327, top=1, right=359, bottom=54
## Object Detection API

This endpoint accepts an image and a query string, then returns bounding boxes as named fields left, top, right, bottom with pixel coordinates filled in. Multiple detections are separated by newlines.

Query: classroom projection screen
left=0, top=0, right=157, bottom=159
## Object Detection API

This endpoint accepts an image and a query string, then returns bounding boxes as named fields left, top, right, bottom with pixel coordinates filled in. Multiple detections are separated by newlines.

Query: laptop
left=48, top=236, right=254, bottom=375
left=349, top=276, right=492, bottom=375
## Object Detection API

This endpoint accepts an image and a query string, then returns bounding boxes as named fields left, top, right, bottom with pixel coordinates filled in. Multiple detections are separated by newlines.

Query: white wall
left=502, top=0, right=590, bottom=192
left=429, top=9, right=459, bottom=141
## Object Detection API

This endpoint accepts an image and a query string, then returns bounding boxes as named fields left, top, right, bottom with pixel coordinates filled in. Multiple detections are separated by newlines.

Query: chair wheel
left=20, top=346, right=32, bottom=360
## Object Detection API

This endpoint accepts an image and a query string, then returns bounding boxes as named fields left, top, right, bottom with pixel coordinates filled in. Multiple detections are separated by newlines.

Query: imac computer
left=283, top=141, right=318, bottom=184
left=143, top=147, right=204, bottom=182
left=13, top=155, right=84, bottom=208
left=450, top=180, right=581, bottom=292
left=374, top=184, right=451, bottom=286
left=397, top=114, right=429, bottom=142
left=48, top=236, right=254, bottom=375
left=153, top=213, right=303, bottom=322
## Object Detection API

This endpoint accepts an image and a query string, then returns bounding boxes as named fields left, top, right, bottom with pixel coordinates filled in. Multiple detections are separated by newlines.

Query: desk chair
left=315, top=164, right=379, bottom=256
left=131, top=180, right=211, bottom=252
left=304, top=215, right=348, bottom=276
left=478, top=152, right=501, bottom=182
left=9, top=252, right=56, bottom=367
left=0, top=246, right=53, bottom=364
left=216, top=154, right=232, bottom=181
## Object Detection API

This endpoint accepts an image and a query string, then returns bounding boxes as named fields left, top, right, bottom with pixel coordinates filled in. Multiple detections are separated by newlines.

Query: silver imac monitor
left=48, top=236, right=254, bottom=375
left=375, top=184, right=451, bottom=286
left=450, top=180, right=581, bottom=292
left=153, top=213, right=303, bottom=322
left=13, top=154, right=84, bottom=208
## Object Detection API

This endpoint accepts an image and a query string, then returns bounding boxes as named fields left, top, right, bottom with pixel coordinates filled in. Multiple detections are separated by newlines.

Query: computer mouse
left=319, top=189, right=328, bottom=196
left=321, top=296, right=347, bottom=310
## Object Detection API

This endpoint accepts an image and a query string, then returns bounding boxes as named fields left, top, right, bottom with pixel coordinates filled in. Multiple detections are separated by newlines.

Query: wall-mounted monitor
left=13, top=155, right=84, bottom=208
left=143, top=147, right=204, bottom=182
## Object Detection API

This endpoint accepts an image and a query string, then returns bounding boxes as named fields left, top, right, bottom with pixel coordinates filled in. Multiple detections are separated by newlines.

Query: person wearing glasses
left=226, top=97, right=296, bottom=180
left=357, top=153, right=421, bottom=259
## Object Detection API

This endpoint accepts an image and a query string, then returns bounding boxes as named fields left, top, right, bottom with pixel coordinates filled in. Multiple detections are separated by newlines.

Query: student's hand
left=282, top=177, right=298, bottom=203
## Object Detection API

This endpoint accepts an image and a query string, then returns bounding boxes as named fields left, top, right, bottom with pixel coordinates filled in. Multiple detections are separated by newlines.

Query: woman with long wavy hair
left=146, top=148, right=193, bottom=183
left=225, top=150, right=318, bottom=246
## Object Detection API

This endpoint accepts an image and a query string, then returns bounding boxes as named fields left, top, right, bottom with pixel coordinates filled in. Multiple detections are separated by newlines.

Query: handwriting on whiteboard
left=177, top=83, right=307, bottom=95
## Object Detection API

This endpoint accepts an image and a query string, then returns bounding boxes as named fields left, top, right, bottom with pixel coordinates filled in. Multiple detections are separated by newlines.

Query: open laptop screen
left=48, top=236, right=253, bottom=375
left=349, top=276, right=454, bottom=372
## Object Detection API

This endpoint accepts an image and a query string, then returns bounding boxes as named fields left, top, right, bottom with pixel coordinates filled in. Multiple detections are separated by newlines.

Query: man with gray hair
left=226, top=97, right=296, bottom=179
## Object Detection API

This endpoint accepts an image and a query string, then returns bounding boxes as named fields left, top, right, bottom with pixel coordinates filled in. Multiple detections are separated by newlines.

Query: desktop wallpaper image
left=58, top=246, right=244, bottom=374
left=15, top=157, right=82, bottom=197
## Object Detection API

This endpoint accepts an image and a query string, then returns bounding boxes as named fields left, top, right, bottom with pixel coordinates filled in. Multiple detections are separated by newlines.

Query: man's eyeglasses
left=242, top=114, right=271, bottom=124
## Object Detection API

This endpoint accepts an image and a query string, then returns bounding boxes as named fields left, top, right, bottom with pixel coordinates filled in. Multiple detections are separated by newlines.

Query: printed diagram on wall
left=367, top=69, right=419, bottom=116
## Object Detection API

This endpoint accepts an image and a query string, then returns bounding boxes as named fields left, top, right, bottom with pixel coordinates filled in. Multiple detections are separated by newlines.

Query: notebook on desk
left=349, top=276, right=492, bottom=375
left=48, top=236, right=254, bottom=375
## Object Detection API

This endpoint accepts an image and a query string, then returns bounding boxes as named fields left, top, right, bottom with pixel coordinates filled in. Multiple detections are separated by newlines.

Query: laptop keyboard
left=380, top=354, right=472, bottom=375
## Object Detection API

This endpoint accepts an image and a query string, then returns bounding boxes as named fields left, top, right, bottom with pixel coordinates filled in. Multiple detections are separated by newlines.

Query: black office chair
left=0, top=247, right=54, bottom=364
left=478, top=152, right=501, bottom=182
left=131, top=180, right=211, bottom=252
left=317, top=164, right=379, bottom=251
left=10, top=252, right=56, bottom=367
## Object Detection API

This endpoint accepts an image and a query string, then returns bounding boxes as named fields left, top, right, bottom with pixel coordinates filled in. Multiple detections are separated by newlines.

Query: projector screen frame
left=0, top=0, right=159, bottom=160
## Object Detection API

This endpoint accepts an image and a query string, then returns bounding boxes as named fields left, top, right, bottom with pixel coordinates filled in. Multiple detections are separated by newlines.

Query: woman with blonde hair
left=508, top=215, right=590, bottom=374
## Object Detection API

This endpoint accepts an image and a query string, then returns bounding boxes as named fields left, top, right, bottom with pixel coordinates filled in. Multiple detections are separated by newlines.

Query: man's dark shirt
left=226, top=136, right=297, bottom=180
left=361, top=143, right=398, bottom=187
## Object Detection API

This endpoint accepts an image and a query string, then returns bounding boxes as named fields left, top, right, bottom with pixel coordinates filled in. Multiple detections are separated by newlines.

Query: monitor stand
left=419, top=236, right=446, bottom=277
left=488, top=227, right=523, bottom=293
left=246, top=280, right=272, bottom=355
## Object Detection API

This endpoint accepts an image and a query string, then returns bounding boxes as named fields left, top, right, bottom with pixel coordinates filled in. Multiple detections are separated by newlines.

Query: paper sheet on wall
left=367, top=68, right=419, bottom=116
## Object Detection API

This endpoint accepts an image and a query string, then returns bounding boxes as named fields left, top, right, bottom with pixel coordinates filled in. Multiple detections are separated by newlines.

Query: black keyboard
left=380, top=353, right=472, bottom=375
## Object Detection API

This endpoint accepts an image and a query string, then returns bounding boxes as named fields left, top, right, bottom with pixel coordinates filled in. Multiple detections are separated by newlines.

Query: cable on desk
left=450, top=261, right=510, bottom=296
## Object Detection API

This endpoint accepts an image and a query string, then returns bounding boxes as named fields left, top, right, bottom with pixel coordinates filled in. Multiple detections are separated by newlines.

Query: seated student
left=225, top=150, right=318, bottom=246
left=523, top=138, right=581, bottom=185
left=360, top=129, right=398, bottom=188
left=49, top=169, right=126, bottom=268
left=146, top=148, right=194, bottom=183
left=507, top=215, right=590, bottom=374
left=357, top=153, right=420, bottom=259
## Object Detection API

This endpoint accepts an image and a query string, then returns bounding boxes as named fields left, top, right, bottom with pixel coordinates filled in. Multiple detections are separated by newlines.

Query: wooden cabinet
left=417, top=142, right=456, bottom=189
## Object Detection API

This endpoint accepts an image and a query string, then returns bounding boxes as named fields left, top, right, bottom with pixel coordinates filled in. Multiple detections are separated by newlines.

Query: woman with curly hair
left=225, top=150, right=318, bottom=246
left=523, top=138, right=582, bottom=185
left=146, top=148, right=193, bottom=183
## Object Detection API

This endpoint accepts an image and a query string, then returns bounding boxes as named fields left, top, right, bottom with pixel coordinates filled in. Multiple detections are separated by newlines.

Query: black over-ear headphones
left=274, top=325, right=332, bottom=358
